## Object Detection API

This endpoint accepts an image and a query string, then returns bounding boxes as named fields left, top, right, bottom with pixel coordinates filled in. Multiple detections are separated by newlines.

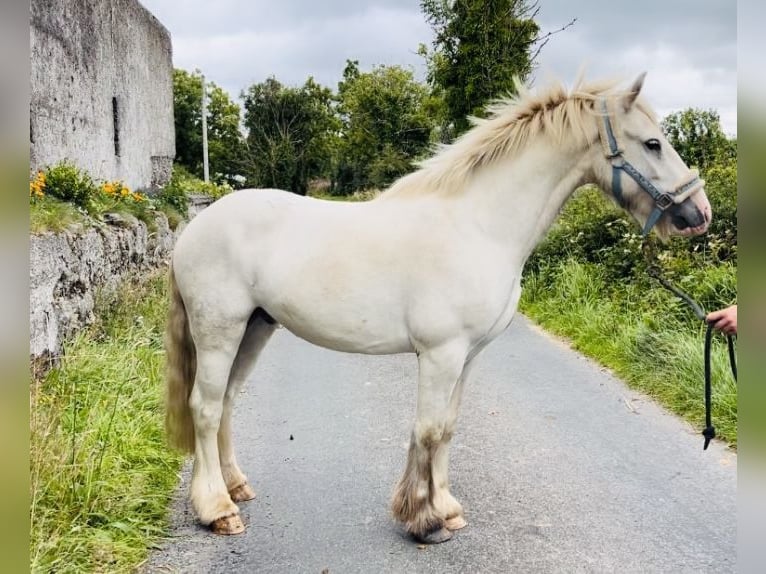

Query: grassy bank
left=520, top=182, right=737, bottom=445
left=30, top=272, right=182, bottom=573
left=520, top=258, right=737, bottom=444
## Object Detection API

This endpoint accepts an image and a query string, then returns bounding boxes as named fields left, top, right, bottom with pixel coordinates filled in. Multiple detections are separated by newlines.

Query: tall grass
left=521, top=258, right=737, bottom=444
left=30, top=196, right=87, bottom=233
left=30, top=272, right=182, bottom=573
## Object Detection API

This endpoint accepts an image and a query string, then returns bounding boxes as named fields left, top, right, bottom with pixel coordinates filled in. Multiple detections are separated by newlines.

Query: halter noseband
left=598, top=98, right=703, bottom=236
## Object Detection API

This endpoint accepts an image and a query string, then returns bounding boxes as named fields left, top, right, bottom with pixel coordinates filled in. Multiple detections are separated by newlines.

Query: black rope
left=643, top=240, right=736, bottom=450
left=703, top=324, right=715, bottom=449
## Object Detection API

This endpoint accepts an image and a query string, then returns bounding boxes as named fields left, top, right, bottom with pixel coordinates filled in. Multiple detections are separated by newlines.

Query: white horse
left=165, top=74, right=711, bottom=543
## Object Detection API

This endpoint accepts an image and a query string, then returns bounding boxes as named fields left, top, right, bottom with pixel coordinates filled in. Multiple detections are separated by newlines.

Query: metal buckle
left=656, top=194, right=674, bottom=210
left=608, top=154, right=624, bottom=166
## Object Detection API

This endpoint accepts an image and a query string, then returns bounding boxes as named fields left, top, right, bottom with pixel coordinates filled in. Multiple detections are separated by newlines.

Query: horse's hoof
left=210, top=514, right=245, bottom=535
left=229, top=482, right=256, bottom=502
left=445, top=515, right=467, bottom=531
left=415, top=526, right=453, bottom=544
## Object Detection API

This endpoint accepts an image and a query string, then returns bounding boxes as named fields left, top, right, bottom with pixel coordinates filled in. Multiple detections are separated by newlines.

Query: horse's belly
left=262, top=286, right=414, bottom=355
left=277, top=314, right=414, bottom=355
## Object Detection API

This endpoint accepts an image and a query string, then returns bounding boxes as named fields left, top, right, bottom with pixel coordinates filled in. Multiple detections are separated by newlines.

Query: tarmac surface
left=146, top=315, right=736, bottom=573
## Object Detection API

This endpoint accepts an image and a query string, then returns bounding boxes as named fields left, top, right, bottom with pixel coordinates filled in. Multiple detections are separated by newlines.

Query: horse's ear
left=622, top=72, right=647, bottom=111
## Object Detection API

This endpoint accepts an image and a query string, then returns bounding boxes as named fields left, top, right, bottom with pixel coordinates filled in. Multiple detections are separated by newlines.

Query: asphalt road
left=146, top=315, right=736, bottom=574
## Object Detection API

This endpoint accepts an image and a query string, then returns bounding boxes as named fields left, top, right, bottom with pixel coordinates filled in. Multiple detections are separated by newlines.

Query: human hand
left=706, top=305, right=737, bottom=335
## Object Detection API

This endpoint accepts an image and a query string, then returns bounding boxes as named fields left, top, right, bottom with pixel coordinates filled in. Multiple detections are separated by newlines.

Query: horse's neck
left=458, top=140, right=589, bottom=263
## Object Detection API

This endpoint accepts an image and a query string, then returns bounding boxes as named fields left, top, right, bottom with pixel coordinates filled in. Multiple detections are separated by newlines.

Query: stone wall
left=30, top=0, right=175, bottom=191
left=29, top=215, right=176, bottom=362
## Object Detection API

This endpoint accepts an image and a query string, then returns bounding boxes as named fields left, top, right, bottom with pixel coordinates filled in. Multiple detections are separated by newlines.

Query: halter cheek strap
left=598, top=99, right=704, bottom=236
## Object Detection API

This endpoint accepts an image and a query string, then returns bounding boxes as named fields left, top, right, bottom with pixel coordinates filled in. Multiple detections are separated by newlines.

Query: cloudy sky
left=141, top=0, right=736, bottom=135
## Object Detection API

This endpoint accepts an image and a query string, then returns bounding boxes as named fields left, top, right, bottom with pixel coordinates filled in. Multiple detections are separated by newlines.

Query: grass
left=30, top=271, right=182, bottom=573
left=30, top=196, right=88, bottom=233
left=30, top=193, right=181, bottom=235
left=520, top=258, right=738, bottom=445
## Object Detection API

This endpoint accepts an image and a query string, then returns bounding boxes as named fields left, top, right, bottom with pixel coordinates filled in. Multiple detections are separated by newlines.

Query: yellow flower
left=30, top=172, right=46, bottom=198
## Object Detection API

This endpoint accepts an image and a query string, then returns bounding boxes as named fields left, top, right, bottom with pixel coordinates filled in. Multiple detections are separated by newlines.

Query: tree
left=420, top=0, right=541, bottom=135
left=335, top=61, right=435, bottom=193
left=661, top=108, right=735, bottom=172
left=242, top=77, right=339, bottom=195
left=172, top=69, right=246, bottom=186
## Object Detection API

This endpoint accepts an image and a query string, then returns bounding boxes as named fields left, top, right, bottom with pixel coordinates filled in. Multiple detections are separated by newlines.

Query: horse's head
left=590, top=73, right=711, bottom=239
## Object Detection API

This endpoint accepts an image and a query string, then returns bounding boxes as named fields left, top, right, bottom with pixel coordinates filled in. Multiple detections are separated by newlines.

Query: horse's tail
left=165, top=263, right=197, bottom=453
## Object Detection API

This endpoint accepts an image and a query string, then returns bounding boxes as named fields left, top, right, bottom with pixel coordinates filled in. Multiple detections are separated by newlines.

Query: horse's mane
left=380, top=77, right=656, bottom=199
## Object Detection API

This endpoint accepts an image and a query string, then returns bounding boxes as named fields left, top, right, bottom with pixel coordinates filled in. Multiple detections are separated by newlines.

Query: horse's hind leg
left=219, top=310, right=277, bottom=502
left=188, top=317, right=248, bottom=534
left=391, top=341, right=468, bottom=544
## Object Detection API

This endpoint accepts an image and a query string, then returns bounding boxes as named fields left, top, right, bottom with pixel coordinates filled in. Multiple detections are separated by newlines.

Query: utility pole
left=201, top=74, right=210, bottom=183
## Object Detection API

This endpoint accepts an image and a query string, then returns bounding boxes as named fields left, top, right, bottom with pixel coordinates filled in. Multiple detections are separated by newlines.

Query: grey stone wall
left=29, top=214, right=176, bottom=362
left=30, top=0, right=175, bottom=191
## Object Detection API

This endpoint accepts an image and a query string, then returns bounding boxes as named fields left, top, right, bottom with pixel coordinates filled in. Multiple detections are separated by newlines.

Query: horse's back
left=171, top=187, right=519, bottom=355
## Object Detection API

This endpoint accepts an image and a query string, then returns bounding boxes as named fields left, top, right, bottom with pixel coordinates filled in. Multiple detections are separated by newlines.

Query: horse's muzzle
left=669, top=199, right=709, bottom=235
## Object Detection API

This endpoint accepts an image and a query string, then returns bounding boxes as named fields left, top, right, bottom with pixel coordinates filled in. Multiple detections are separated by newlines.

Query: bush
left=156, top=165, right=233, bottom=217
left=40, top=161, right=97, bottom=208
left=155, top=174, right=190, bottom=217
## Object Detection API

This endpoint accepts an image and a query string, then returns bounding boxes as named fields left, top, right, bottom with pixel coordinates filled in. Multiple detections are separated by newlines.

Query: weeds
left=30, top=272, right=181, bottom=573
left=29, top=195, right=87, bottom=233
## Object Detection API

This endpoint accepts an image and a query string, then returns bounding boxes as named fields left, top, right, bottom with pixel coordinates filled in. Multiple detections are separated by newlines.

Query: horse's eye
left=644, top=138, right=661, bottom=152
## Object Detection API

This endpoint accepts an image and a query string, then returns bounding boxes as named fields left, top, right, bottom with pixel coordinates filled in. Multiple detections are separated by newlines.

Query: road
left=146, top=316, right=736, bottom=573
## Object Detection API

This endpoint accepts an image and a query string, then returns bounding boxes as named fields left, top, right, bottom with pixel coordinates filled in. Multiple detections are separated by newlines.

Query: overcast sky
left=141, top=0, right=736, bottom=135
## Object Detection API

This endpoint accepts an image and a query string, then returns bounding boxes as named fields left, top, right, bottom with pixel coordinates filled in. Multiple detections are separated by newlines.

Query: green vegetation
left=30, top=162, right=155, bottom=232
left=29, top=195, right=87, bottom=233
left=30, top=273, right=182, bottom=573
left=334, top=61, right=436, bottom=194
left=661, top=108, right=737, bottom=172
left=242, top=77, right=339, bottom=195
left=521, top=256, right=737, bottom=444
left=29, top=162, right=231, bottom=233
left=156, top=164, right=233, bottom=220
left=419, top=0, right=540, bottom=136
left=173, top=69, right=247, bottom=187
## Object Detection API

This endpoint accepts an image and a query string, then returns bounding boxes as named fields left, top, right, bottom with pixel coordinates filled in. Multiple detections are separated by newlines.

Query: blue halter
left=599, top=99, right=702, bottom=236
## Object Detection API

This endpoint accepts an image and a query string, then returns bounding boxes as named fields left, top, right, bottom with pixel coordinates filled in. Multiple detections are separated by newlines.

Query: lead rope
left=642, top=239, right=737, bottom=450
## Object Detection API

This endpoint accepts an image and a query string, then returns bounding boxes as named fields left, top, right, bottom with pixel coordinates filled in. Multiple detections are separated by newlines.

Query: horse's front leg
left=391, top=341, right=468, bottom=544
left=431, top=356, right=478, bottom=531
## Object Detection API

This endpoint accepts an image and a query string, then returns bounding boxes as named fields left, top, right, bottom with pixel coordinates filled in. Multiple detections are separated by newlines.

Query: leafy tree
left=335, top=61, right=435, bottom=193
left=420, top=0, right=541, bottom=135
left=172, top=69, right=246, bottom=186
left=241, top=77, right=339, bottom=195
left=661, top=108, right=736, bottom=172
